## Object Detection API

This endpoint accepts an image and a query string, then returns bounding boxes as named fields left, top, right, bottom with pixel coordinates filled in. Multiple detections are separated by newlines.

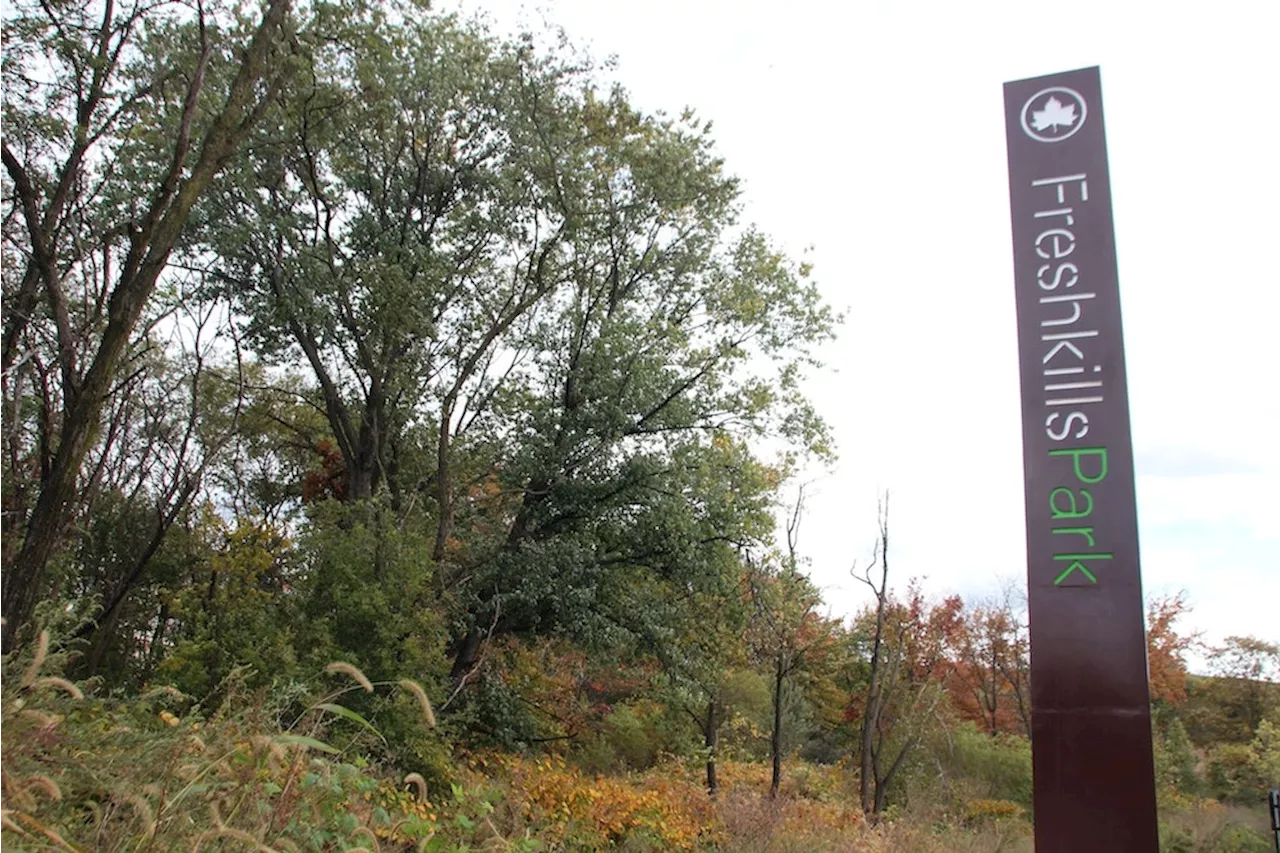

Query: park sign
left=1002, top=66, right=1159, bottom=852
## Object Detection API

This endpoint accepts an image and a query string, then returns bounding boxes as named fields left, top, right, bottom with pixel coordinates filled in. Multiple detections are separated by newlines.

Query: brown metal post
left=1002, top=66, right=1159, bottom=852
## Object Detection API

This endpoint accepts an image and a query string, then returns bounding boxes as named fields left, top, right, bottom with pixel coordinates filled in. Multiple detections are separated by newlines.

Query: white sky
left=449, top=0, right=1280, bottom=661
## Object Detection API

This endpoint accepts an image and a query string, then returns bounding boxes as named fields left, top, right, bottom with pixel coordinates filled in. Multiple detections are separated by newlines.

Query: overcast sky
left=448, top=0, right=1279, bottom=661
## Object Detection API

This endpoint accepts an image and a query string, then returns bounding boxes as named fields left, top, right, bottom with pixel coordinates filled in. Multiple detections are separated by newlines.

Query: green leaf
left=315, top=702, right=385, bottom=742
left=277, top=734, right=340, bottom=754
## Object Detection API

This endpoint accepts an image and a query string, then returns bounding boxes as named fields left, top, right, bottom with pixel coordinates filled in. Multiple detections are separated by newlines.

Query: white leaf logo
left=1030, top=96, right=1077, bottom=133
left=1019, top=86, right=1088, bottom=143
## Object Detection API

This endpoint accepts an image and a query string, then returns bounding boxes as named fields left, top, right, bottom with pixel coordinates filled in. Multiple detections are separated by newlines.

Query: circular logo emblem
left=1020, top=86, right=1087, bottom=143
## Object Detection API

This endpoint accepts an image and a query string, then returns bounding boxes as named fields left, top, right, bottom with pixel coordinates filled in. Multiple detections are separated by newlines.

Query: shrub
left=943, top=723, right=1034, bottom=807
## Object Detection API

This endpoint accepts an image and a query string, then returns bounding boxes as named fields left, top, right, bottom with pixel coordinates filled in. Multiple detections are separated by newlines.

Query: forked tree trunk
left=0, top=0, right=295, bottom=650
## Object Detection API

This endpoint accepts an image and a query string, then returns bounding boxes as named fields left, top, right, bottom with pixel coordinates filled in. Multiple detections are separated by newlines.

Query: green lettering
left=1049, top=440, right=1111, bottom=481
left=1049, top=446, right=1109, bottom=484
left=1052, top=552, right=1112, bottom=585
left=1050, top=487, right=1094, bottom=519
left=1052, top=526, right=1096, bottom=547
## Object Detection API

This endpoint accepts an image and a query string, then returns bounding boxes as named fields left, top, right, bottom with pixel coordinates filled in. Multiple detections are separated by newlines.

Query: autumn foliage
left=1146, top=592, right=1198, bottom=707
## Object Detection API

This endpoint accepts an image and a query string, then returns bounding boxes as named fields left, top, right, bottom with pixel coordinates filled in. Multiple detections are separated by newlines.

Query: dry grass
left=715, top=789, right=1032, bottom=853
left=14, top=647, right=1234, bottom=853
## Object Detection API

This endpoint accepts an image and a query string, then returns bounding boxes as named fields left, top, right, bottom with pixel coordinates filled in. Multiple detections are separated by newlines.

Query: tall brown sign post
left=1003, top=66, right=1159, bottom=852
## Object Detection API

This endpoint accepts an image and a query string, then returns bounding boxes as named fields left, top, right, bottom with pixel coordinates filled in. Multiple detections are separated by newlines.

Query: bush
left=943, top=723, right=1034, bottom=807
left=1160, top=801, right=1274, bottom=853
left=1208, top=743, right=1258, bottom=803
left=1, top=639, right=457, bottom=851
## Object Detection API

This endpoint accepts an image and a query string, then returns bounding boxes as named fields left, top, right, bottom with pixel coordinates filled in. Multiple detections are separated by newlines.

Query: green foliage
left=1203, top=719, right=1280, bottom=804
left=19, top=3, right=1278, bottom=851
left=1187, top=640, right=1280, bottom=746
left=941, top=723, right=1035, bottom=808
left=1160, top=805, right=1274, bottom=853
left=154, top=512, right=301, bottom=698
left=1207, top=744, right=1259, bottom=803
left=1250, top=719, right=1280, bottom=787
left=599, top=704, right=663, bottom=770
left=1157, top=717, right=1204, bottom=798
left=295, top=499, right=447, bottom=681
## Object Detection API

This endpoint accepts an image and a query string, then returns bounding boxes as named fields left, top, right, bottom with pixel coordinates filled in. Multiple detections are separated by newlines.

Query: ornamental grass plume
left=352, top=826, right=380, bottom=851
left=0, top=813, right=27, bottom=837
left=121, top=792, right=156, bottom=837
left=16, top=709, right=59, bottom=730
left=33, top=676, right=83, bottom=700
left=398, top=679, right=436, bottom=728
left=25, top=775, right=62, bottom=803
left=404, top=773, right=428, bottom=801
left=20, top=630, right=49, bottom=687
left=197, top=824, right=278, bottom=852
left=325, top=661, right=373, bottom=692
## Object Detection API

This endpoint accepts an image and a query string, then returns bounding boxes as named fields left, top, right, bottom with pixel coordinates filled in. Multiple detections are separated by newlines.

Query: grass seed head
left=325, top=661, right=373, bottom=692
left=121, top=793, right=156, bottom=836
left=398, top=679, right=436, bottom=728
left=404, top=772, right=428, bottom=801
left=20, top=631, right=50, bottom=687
left=26, top=775, right=62, bottom=802
left=33, top=676, right=84, bottom=700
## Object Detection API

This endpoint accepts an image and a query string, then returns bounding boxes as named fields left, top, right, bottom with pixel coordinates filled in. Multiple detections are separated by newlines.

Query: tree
left=1210, top=636, right=1280, bottom=737
left=64, top=297, right=249, bottom=680
left=651, top=560, right=755, bottom=797
left=2, top=0, right=297, bottom=647
left=1184, top=635, right=1280, bottom=750
left=201, top=13, right=582, bottom=510
left=195, top=13, right=837, bottom=694
left=851, top=495, right=959, bottom=817
left=1145, top=591, right=1198, bottom=710
left=1155, top=716, right=1201, bottom=796
left=1249, top=719, right=1280, bottom=790
left=747, top=485, right=835, bottom=796
left=949, top=585, right=1030, bottom=736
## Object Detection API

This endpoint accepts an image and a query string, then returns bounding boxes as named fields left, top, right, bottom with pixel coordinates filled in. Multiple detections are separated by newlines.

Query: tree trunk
left=874, top=734, right=916, bottom=818
left=147, top=599, right=170, bottom=671
left=0, top=0, right=294, bottom=651
left=432, top=405, right=453, bottom=562
left=450, top=628, right=482, bottom=680
left=859, top=699, right=877, bottom=814
left=704, top=698, right=719, bottom=798
left=771, top=652, right=784, bottom=797
left=857, top=496, right=891, bottom=817
left=987, top=640, right=999, bottom=734
left=83, top=603, right=124, bottom=679
left=874, top=775, right=890, bottom=816
left=345, top=462, right=375, bottom=502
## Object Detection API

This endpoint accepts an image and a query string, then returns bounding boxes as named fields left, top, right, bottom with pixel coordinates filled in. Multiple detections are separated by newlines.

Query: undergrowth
left=1, top=632, right=1269, bottom=852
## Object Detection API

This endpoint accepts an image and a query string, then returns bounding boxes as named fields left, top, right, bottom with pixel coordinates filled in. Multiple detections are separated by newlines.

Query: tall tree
left=852, top=495, right=959, bottom=817
left=191, top=10, right=836, bottom=696
left=197, top=17, right=843, bottom=670
left=202, top=13, right=587, bottom=509
left=1145, top=591, right=1198, bottom=710
left=2, top=0, right=297, bottom=647
left=748, top=486, right=833, bottom=796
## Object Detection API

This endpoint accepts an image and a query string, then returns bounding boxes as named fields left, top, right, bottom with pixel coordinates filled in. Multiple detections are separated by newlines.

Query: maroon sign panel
left=1002, top=66, right=1158, bottom=852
